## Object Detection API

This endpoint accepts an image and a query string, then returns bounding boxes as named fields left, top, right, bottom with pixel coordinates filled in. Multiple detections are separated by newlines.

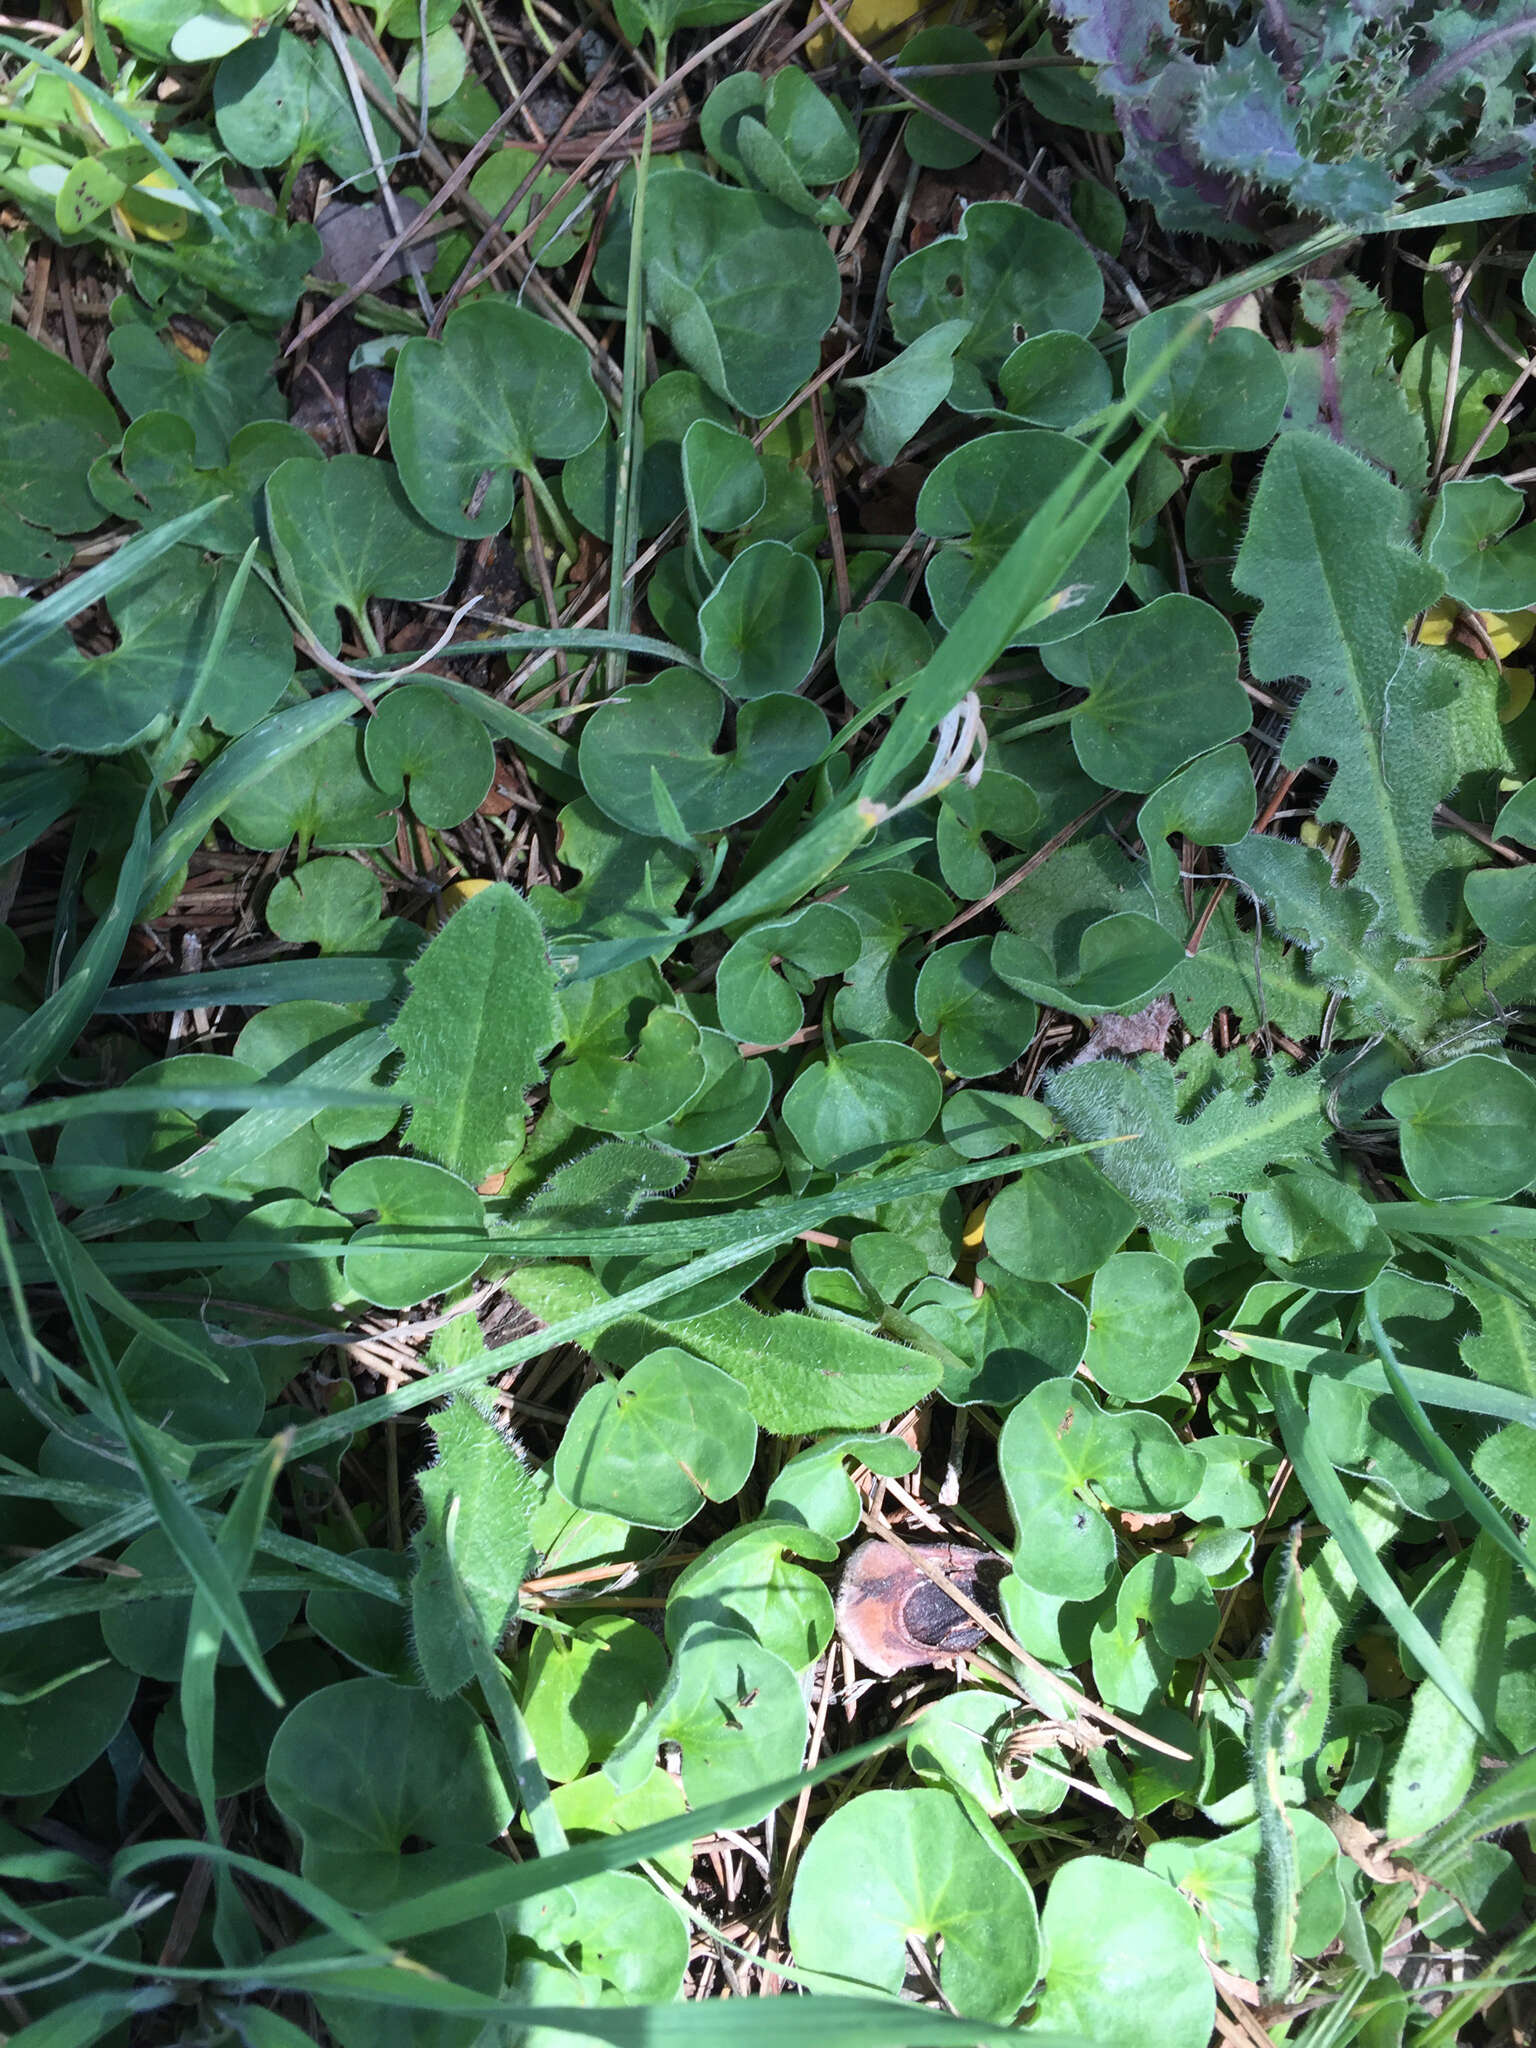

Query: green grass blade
left=1216, top=1329, right=1536, bottom=1427
left=0, top=502, right=226, bottom=670
left=1259, top=1362, right=1506, bottom=1754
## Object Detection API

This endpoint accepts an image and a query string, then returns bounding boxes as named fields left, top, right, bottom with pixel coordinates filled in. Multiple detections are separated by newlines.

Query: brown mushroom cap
left=835, top=1538, right=1004, bottom=1677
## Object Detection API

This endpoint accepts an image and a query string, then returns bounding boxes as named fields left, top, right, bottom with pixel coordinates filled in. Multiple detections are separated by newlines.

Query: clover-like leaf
left=0, top=548, right=293, bottom=752
left=1240, top=1166, right=1392, bottom=1292
left=555, top=1347, right=756, bottom=1529
left=716, top=902, right=861, bottom=1045
left=1125, top=304, right=1288, bottom=454
left=580, top=672, right=827, bottom=846
left=1382, top=1054, right=1536, bottom=1201
left=782, top=1039, right=943, bottom=1170
left=697, top=540, right=825, bottom=698
left=788, top=1790, right=1040, bottom=2021
left=564, top=371, right=732, bottom=542
left=1425, top=476, right=1536, bottom=612
left=1085, top=1251, right=1199, bottom=1400
left=889, top=199, right=1104, bottom=385
left=1041, top=593, right=1250, bottom=791
left=331, top=1154, right=488, bottom=1308
left=267, top=454, right=458, bottom=653
left=999, top=329, right=1112, bottom=429
left=607, top=1620, right=805, bottom=1813
left=265, top=858, right=385, bottom=953
left=917, top=429, right=1128, bottom=644
left=0, top=325, right=121, bottom=573
left=1001, top=1377, right=1201, bottom=1599
left=641, top=170, right=842, bottom=416
left=89, top=413, right=320, bottom=556
left=363, top=683, right=494, bottom=829
left=915, top=937, right=1038, bottom=1078
left=1138, top=743, right=1256, bottom=894
left=992, top=911, right=1183, bottom=1016
left=389, top=299, right=606, bottom=538
left=106, top=316, right=284, bottom=467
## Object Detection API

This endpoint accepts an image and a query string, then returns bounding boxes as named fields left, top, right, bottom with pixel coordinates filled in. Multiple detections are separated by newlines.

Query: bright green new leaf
left=680, top=419, right=765, bottom=535
left=1085, top=1251, right=1198, bottom=1399
left=984, top=1147, right=1136, bottom=1283
left=519, top=1616, right=668, bottom=1783
left=1000, top=1377, right=1201, bottom=1599
left=665, top=1518, right=837, bottom=1669
left=1241, top=1167, right=1392, bottom=1293
left=390, top=882, right=556, bottom=1182
left=1033, top=1856, right=1214, bottom=2048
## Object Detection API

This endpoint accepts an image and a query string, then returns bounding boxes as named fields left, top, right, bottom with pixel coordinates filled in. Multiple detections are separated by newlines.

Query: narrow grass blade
left=1217, top=1329, right=1536, bottom=1427
left=1259, top=1362, right=1506, bottom=1754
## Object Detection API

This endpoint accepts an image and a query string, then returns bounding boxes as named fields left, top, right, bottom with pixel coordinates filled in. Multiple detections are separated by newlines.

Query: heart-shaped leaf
left=1125, top=304, right=1288, bottom=454
left=220, top=722, right=394, bottom=853
left=90, top=413, right=321, bottom=556
left=900, top=26, right=1002, bottom=169
left=698, top=540, right=825, bottom=697
left=847, top=320, right=971, bottom=468
left=993, top=911, right=1184, bottom=1016
left=917, top=429, right=1128, bottom=644
left=0, top=548, right=293, bottom=751
left=640, top=170, right=842, bottom=416
left=579, top=668, right=827, bottom=838
left=1383, top=1054, right=1536, bottom=1201
left=1000, top=1376, right=1201, bottom=1599
left=214, top=30, right=383, bottom=188
left=606, top=1620, right=805, bottom=1812
left=915, top=937, right=1038, bottom=1078
left=1240, top=1166, right=1393, bottom=1293
left=1033, top=1855, right=1213, bottom=2048
left=665, top=1518, right=837, bottom=1668
left=716, top=902, right=861, bottom=1045
left=267, top=454, right=458, bottom=652
left=0, top=325, right=121, bottom=572
left=1138, top=743, right=1256, bottom=893
left=389, top=299, right=606, bottom=538
left=889, top=199, right=1104, bottom=384
left=1084, top=1251, right=1199, bottom=1399
left=554, top=1347, right=756, bottom=1528
left=363, top=683, right=494, bottom=828
left=331, top=1154, right=488, bottom=1307
left=788, top=1789, right=1040, bottom=2020
left=984, top=1148, right=1137, bottom=1284
left=1041, top=592, right=1250, bottom=792
left=999, top=328, right=1112, bottom=429
left=782, top=1039, right=943, bottom=1169
left=1425, top=475, right=1536, bottom=612
left=106, top=315, right=283, bottom=465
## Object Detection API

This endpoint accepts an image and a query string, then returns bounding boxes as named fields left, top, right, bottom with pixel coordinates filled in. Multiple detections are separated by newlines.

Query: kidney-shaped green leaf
left=364, top=682, right=494, bottom=828
left=1085, top=1251, right=1199, bottom=1400
left=782, top=1039, right=943, bottom=1170
left=1000, top=1376, right=1201, bottom=1599
left=917, top=429, right=1128, bottom=645
left=267, top=454, right=459, bottom=653
left=698, top=540, right=825, bottom=698
left=1382, top=1053, right=1536, bottom=1201
left=1034, top=1854, right=1214, bottom=2048
left=389, top=299, right=606, bottom=538
left=579, top=668, right=827, bottom=837
left=331, top=1154, right=488, bottom=1308
left=788, top=1789, right=1040, bottom=2021
left=555, top=1347, right=757, bottom=1529
left=1125, top=305, right=1288, bottom=455
left=1042, top=592, right=1250, bottom=792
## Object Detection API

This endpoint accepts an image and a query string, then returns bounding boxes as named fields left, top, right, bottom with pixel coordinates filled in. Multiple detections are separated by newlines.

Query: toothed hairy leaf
left=1223, top=835, right=1445, bottom=1048
left=411, top=1394, right=540, bottom=1699
left=1047, top=1045, right=1330, bottom=1243
left=390, top=883, right=558, bottom=1182
left=1237, top=434, right=1455, bottom=946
